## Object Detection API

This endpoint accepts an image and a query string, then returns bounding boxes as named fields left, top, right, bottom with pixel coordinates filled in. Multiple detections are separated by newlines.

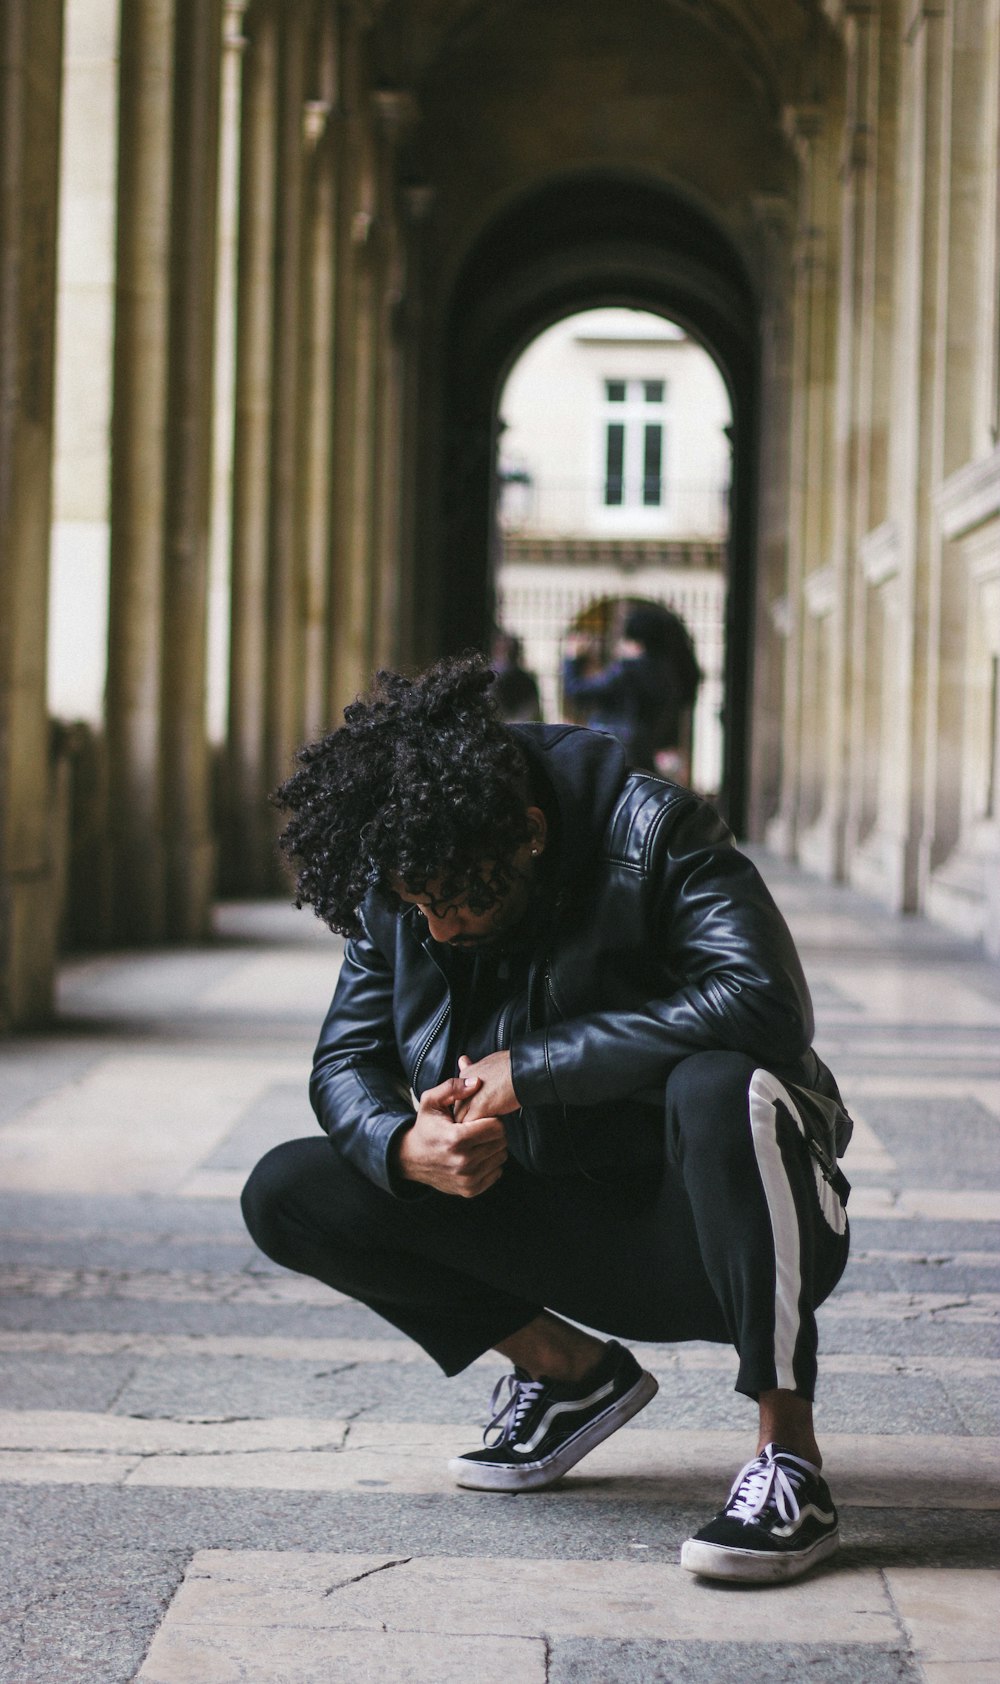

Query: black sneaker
left=448, top=1340, right=658, bottom=1492
left=681, top=1443, right=840, bottom=1582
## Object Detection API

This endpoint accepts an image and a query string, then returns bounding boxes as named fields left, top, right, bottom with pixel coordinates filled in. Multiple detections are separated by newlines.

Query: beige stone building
left=1, top=0, right=998, bottom=1029
left=495, top=307, right=731, bottom=789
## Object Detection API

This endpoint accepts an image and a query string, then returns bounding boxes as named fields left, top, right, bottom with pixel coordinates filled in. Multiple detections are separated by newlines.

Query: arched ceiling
left=375, top=0, right=842, bottom=112
left=371, top=0, right=843, bottom=301
left=381, top=0, right=846, bottom=835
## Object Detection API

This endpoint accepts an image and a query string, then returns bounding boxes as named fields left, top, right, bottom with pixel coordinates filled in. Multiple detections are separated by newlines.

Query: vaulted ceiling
left=369, top=0, right=845, bottom=298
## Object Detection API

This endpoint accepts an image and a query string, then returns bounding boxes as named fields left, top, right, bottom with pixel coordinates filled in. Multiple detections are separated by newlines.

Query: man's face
left=390, top=808, right=546, bottom=948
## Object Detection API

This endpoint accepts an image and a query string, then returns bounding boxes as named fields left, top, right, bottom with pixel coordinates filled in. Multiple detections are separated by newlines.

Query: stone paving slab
left=141, top=1548, right=899, bottom=1647
left=140, top=1625, right=546, bottom=1684
left=547, top=1640, right=926, bottom=1683
left=133, top=1549, right=1000, bottom=1683
left=2, top=1329, right=996, bottom=1437
left=97, top=1352, right=973, bottom=1436
left=888, top=1568, right=1000, bottom=1672
left=7, top=1262, right=998, bottom=1325
left=0, top=1054, right=303, bottom=1196
left=8, top=1478, right=1000, bottom=1572
left=0, top=1264, right=347, bottom=1306
left=2, top=1416, right=997, bottom=1507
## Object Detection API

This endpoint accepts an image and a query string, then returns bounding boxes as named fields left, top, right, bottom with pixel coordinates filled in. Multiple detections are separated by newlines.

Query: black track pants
left=241, top=1050, right=850, bottom=1399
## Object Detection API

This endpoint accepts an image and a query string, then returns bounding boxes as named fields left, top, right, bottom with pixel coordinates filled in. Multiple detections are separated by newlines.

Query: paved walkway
left=1, top=858, right=999, bottom=1682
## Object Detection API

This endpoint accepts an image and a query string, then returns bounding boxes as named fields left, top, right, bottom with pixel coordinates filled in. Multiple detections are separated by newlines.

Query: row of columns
left=764, top=0, right=1000, bottom=950
left=1, top=0, right=427, bottom=1025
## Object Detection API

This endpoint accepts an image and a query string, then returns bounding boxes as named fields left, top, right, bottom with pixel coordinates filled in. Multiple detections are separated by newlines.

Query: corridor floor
left=1, top=855, right=998, bottom=1682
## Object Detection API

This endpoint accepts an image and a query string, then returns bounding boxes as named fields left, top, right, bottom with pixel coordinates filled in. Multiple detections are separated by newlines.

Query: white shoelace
left=725, top=1449, right=812, bottom=1526
left=482, top=1371, right=545, bottom=1447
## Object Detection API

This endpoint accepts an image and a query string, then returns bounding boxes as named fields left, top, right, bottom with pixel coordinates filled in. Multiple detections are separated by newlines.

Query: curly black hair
left=273, top=655, right=534, bottom=936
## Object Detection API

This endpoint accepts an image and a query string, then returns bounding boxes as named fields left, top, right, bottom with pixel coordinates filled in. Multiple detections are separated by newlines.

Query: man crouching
left=242, top=654, right=853, bottom=1582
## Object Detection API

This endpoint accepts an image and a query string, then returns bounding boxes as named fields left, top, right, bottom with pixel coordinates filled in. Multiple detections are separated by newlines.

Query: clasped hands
left=393, top=1050, right=516, bottom=1197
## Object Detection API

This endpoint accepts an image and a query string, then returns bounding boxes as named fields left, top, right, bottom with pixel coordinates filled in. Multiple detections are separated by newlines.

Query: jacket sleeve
left=510, top=794, right=815, bottom=1109
left=309, top=913, right=418, bottom=1194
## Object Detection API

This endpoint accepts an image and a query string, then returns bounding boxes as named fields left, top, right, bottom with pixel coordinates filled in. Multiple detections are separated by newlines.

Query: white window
left=601, top=378, right=668, bottom=509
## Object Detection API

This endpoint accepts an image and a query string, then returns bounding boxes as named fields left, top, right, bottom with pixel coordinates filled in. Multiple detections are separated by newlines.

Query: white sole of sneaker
left=680, top=1527, right=840, bottom=1583
left=448, top=1369, right=659, bottom=1492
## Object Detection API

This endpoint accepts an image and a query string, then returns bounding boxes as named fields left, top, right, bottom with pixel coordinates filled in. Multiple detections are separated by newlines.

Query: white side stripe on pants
left=747, top=1071, right=848, bottom=1394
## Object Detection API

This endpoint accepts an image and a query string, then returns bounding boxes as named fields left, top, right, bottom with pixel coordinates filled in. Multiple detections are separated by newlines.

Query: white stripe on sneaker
left=513, top=1379, right=617, bottom=1455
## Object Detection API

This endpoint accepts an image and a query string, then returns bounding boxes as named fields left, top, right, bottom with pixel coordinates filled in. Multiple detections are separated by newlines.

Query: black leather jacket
left=310, top=724, right=851, bottom=1194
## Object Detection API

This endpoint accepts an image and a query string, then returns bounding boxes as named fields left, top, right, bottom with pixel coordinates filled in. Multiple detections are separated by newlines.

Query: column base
left=0, top=869, right=59, bottom=1029
left=922, top=831, right=1000, bottom=956
left=846, top=826, right=914, bottom=915
left=164, top=833, right=217, bottom=941
left=796, top=810, right=843, bottom=882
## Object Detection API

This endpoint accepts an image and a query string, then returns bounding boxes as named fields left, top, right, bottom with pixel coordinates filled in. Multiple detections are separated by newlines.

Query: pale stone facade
left=498, top=309, right=732, bottom=539
left=1, top=0, right=998, bottom=1026
left=494, top=307, right=730, bottom=790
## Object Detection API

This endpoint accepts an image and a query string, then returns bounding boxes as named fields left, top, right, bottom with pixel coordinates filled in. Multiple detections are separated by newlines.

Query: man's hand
left=453, top=1051, right=519, bottom=1123
left=394, top=1073, right=507, bottom=1197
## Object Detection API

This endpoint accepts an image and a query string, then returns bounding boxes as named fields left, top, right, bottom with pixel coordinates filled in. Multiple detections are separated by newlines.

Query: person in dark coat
left=490, top=630, right=542, bottom=722
left=562, top=601, right=701, bottom=774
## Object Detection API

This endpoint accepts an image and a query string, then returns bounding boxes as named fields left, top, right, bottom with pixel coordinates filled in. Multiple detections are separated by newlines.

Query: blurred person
left=562, top=602, right=700, bottom=777
left=242, top=654, right=853, bottom=1584
left=489, top=629, right=542, bottom=723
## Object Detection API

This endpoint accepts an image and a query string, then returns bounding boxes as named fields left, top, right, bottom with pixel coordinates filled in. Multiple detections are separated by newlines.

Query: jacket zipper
left=496, top=997, right=514, bottom=1049
left=411, top=996, right=450, bottom=1094
left=541, top=960, right=609, bottom=1186
left=544, top=962, right=565, bottom=1019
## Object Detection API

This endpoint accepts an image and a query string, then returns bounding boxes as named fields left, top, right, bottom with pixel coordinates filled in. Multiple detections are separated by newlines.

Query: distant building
left=496, top=309, right=731, bottom=792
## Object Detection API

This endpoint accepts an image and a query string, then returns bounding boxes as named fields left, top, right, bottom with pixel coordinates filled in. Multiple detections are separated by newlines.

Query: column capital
left=341, top=0, right=380, bottom=28
left=404, top=183, right=436, bottom=224
left=904, top=1, right=948, bottom=40
left=223, top=0, right=249, bottom=50
left=782, top=102, right=825, bottom=146
left=371, top=88, right=418, bottom=139
left=303, top=98, right=334, bottom=150
left=749, top=191, right=795, bottom=236
left=794, top=223, right=828, bottom=275
left=352, top=208, right=375, bottom=247
left=844, top=120, right=874, bottom=173
left=821, top=0, right=881, bottom=25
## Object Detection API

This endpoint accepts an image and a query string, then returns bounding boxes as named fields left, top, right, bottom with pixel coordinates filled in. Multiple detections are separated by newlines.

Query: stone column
left=819, top=2, right=883, bottom=881
left=224, top=0, right=278, bottom=893
left=160, top=0, right=223, bottom=938
left=264, top=0, right=308, bottom=812
left=844, top=1, right=901, bottom=869
left=298, top=7, right=339, bottom=743
left=748, top=193, right=795, bottom=841
left=47, top=0, right=120, bottom=738
left=0, top=0, right=65, bottom=1027
left=105, top=0, right=175, bottom=941
left=206, top=2, right=249, bottom=751
left=875, top=0, right=950, bottom=911
left=395, top=184, right=436, bottom=671
left=327, top=1, right=378, bottom=718
left=921, top=0, right=1000, bottom=902
left=769, top=105, right=839, bottom=858
left=370, top=90, right=417, bottom=670
left=46, top=0, right=122, bottom=950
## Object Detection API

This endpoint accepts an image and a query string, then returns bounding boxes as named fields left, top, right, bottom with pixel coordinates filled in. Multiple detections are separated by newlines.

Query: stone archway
left=432, top=172, right=757, bottom=831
